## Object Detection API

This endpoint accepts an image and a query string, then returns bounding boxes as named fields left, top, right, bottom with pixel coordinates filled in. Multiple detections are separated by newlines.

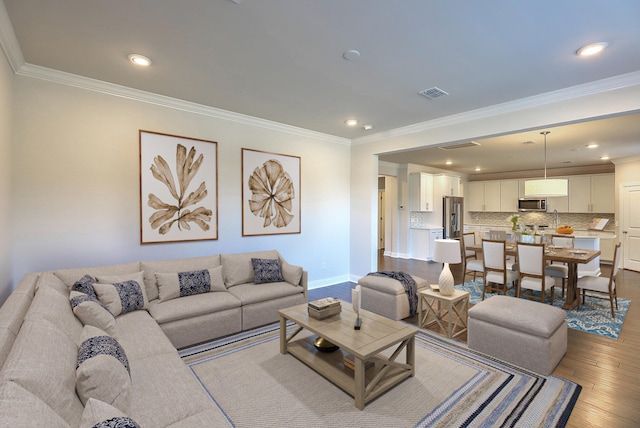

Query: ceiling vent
left=438, top=141, right=480, bottom=150
left=418, top=87, right=449, bottom=99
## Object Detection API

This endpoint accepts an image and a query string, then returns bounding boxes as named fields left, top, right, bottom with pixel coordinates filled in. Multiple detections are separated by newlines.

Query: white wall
left=0, top=48, right=12, bottom=302
left=350, top=83, right=640, bottom=279
left=9, top=76, right=351, bottom=289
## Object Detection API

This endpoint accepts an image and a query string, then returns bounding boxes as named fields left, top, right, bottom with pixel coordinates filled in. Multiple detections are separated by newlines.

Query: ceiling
left=3, top=0, right=640, bottom=173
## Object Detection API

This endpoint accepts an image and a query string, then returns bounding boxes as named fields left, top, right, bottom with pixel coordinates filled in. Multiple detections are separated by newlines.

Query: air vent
left=418, top=87, right=449, bottom=99
left=438, top=141, right=480, bottom=150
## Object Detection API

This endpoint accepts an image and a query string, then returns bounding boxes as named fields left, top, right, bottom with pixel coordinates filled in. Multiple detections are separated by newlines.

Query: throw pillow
left=70, top=290, right=118, bottom=338
left=93, top=272, right=149, bottom=316
left=72, top=274, right=98, bottom=299
left=281, top=260, right=303, bottom=286
left=80, top=398, right=141, bottom=428
left=251, top=258, right=285, bottom=284
left=76, top=326, right=131, bottom=416
left=155, top=266, right=225, bottom=302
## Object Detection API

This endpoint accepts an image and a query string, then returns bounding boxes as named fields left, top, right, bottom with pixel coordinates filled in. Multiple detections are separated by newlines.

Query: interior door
left=378, top=190, right=385, bottom=250
left=621, top=183, right=640, bottom=271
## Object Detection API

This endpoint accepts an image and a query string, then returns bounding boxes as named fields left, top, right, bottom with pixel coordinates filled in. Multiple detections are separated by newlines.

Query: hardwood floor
left=308, top=252, right=640, bottom=427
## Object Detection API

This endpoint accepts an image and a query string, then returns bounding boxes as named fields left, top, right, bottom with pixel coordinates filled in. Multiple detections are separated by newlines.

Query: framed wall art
left=140, top=130, right=218, bottom=244
left=242, top=148, right=301, bottom=236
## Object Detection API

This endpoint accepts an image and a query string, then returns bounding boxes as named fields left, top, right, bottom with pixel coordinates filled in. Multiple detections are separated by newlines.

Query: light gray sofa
left=0, top=250, right=307, bottom=427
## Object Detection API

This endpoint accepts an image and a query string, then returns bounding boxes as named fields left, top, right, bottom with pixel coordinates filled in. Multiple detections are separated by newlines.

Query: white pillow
left=76, top=326, right=131, bottom=416
left=155, top=266, right=225, bottom=302
left=70, top=290, right=118, bottom=338
left=93, top=272, right=149, bottom=316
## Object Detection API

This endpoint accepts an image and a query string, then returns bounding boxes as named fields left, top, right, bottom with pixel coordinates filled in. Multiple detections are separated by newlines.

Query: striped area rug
left=180, top=323, right=580, bottom=427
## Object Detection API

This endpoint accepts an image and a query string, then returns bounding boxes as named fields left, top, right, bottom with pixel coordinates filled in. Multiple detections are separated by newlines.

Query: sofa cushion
left=281, top=259, right=303, bottom=286
left=221, top=250, right=279, bottom=286
left=251, top=258, right=285, bottom=284
left=70, top=291, right=118, bottom=338
left=227, top=281, right=303, bottom=305
left=76, top=326, right=131, bottom=415
left=0, top=381, right=71, bottom=428
left=71, top=274, right=98, bottom=299
left=113, top=311, right=177, bottom=362
left=93, top=272, right=149, bottom=316
left=156, top=266, right=225, bottom=302
left=141, top=255, right=221, bottom=301
left=80, top=398, right=141, bottom=428
left=148, top=291, right=241, bottom=324
left=54, top=262, right=142, bottom=289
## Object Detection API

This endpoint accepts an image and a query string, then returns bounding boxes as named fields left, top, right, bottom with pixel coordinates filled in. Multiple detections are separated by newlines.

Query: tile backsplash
left=467, top=211, right=615, bottom=232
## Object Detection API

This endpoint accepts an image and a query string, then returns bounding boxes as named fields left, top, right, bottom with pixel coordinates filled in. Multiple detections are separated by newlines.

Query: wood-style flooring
left=308, top=252, right=640, bottom=427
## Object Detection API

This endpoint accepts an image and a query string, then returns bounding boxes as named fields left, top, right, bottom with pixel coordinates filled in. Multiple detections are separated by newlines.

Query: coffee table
left=278, top=301, right=418, bottom=410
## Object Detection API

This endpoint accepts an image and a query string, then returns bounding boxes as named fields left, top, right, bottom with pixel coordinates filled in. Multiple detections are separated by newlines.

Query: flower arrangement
left=508, top=214, right=520, bottom=231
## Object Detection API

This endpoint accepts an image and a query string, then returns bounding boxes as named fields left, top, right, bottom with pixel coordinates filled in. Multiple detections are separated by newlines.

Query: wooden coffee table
left=279, top=301, right=418, bottom=410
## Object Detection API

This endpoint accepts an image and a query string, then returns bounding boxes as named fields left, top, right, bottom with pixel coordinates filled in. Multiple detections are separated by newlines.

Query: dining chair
left=544, top=234, right=575, bottom=298
left=516, top=242, right=556, bottom=305
left=577, top=242, right=622, bottom=318
left=481, top=239, right=518, bottom=300
left=461, top=232, right=484, bottom=282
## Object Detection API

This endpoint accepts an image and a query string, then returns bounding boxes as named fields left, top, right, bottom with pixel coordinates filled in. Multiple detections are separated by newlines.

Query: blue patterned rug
left=457, top=279, right=630, bottom=339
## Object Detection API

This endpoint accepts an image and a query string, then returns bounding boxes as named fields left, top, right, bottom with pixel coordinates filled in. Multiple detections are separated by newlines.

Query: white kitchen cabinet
left=409, top=173, right=434, bottom=211
left=467, top=181, right=500, bottom=211
left=429, top=229, right=444, bottom=260
left=568, top=174, right=614, bottom=213
left=500, top=180, right=519, bottom=212
left=409, top=227, right=442, bottom=261
left=435, top=174, right=461, bottom=197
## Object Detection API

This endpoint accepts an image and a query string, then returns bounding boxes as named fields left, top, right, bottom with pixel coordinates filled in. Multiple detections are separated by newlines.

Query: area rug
left=457, top=278, right=630, bottom=339
left=180, top=323, right=580, bottom=427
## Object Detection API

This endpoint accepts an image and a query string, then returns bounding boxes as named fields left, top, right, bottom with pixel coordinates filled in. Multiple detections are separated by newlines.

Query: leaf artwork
left=248, top=159, right=295, bottom=228
left=148, top=144, right=212, bottom=235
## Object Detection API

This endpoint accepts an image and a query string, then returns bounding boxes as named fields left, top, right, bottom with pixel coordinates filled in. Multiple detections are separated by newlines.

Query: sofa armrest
left=300, top=270, right=308, bottom=300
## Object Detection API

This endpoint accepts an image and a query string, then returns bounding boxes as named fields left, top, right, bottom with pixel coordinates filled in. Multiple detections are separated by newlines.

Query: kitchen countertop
left=464, top=224, right=615, bottom=238
left=409, top=226, right=443, bottom=230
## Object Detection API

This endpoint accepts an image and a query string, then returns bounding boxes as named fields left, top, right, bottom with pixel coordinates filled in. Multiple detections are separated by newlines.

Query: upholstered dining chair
left=481, top=239, right=518, bottom=300
left=577, top=242, right=622, bottom=318
left=544, top=234, right=575, bottom=298
left=461, top=232, right=484, bottom=282
left=516, top=242, right=556, bottom=305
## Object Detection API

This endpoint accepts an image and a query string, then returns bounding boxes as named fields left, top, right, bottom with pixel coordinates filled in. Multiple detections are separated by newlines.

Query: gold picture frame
left=242, top=148, right=301, bottom=236
left=140, top=130, right=218, bottom=244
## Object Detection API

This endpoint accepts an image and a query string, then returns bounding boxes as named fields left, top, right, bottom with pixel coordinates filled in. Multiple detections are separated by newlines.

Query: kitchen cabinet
left=467, top=181, right=501, bottom=212
left=429, top=229, right=444, bottom=259
left=435, top=174, right=461, bottom=197
left=409, top=227, right=442, bottom=261
left=568, top=174, right=614, bottom=213
left=409, top=173, right=434, bottom=211
left=500, top=180, right=519, bottom=212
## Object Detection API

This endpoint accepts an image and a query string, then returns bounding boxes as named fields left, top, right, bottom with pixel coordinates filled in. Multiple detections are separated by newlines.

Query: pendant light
left=524, top=131, right=568, bottom=197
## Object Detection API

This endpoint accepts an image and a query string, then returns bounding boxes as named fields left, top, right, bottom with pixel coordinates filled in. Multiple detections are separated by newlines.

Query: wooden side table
left=419, top=288, right=469, bottom=339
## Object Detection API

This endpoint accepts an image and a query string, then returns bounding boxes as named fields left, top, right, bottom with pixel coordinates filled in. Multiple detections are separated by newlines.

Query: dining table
left=466, top=243, right=601, bottom=310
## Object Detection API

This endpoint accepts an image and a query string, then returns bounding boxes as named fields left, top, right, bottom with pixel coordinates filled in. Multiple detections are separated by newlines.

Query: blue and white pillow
left=155, top=266, right=225, bottom=302
left=76, top=326, right=131, bottom=415
left=80, top=398, right=140, bottom=428
left=70, top=290, right=118, bottom=337
left=72, top=274, right=98, bottom=299
left=93, top=272, right=148, bottom=316
left=251, top=258, right=285, bottom=284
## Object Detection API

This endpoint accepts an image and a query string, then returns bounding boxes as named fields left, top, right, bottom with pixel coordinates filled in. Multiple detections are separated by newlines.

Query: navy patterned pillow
left=77, top=335, right=130, bottom=375
left=92, top=417, right=141, bottom=428
left=72, top=274, right=98, bottom=299
left=251, top=258, right=285, bottom=284
left=93, top=274, right=148, bottom=317
left=178, top=269, right=211, bottom=297
left=70, top=292, right=113, bottom=316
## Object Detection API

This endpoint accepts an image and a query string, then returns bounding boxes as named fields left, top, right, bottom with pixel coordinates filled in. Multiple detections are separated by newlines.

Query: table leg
left=562, top=263, right=579, bottom=310
left=279, top=315, right=287, bottom=354
left=447, top=301, right=453, bottom=338
left=407, top=336, right=415, bottom=377
left=354, top=357, right=365, bottom=410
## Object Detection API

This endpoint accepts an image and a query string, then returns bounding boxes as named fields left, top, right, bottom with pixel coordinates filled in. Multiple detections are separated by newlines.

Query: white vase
left=439, top=263, right=455, bottom=296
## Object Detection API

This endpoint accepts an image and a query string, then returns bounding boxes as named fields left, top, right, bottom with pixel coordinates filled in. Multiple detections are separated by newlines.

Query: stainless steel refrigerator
left=443, top=196, right=464, bottom=239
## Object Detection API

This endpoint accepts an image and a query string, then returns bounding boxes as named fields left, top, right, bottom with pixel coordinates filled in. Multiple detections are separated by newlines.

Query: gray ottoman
left=357, top=274, right=429, bottom=320
left=467, top=295, right=567, bottom=376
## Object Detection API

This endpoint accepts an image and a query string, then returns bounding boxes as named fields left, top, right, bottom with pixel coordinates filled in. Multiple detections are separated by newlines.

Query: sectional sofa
left=0, top=250, right=307, bottom=427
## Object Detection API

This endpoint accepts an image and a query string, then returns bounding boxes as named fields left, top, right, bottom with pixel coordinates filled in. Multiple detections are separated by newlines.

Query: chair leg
left=550, top=287, right=554, bottom=305
left=561, top=278, right=565, bottom=298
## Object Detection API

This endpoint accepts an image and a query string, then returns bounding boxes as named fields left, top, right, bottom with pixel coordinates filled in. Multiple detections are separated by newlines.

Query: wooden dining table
left=466, top=243, right=601, bottom=310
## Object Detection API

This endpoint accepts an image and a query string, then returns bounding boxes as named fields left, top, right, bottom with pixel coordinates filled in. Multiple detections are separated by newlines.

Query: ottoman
left=357, top=273, right=429, bottom=320
left=467, top=295, right=567, bottom=376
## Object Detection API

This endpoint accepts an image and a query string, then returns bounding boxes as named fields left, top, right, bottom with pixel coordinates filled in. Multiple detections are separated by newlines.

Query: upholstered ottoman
left=357, top=273, right=429, bottom=320
left=467, top=296, right=567, bottom=376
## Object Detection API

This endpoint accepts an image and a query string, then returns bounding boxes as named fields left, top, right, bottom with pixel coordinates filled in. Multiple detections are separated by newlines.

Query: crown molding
left=352, top=70, right=640, bottom=146
left=0, top=1, right=25, bottom=72
left=612, top=156, right=640, bottom=165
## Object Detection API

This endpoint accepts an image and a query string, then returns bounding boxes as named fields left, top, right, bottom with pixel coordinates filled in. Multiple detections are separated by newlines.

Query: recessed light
left=576, top=42, right=608, bottom=57
left=445, top=161, right=452, bottom=165
left=600, top=155, right=610, bottom=160
left=586, top=143, right=599, bottom=149
left=128, top=53, right=152, bottom=66
left=363, top=124, right=373, bottom=130
left=343, top=50, right=361, bottom=61
left=345, top=119, right=358, bottom=127
left=475, top=167, right=481, bottom=172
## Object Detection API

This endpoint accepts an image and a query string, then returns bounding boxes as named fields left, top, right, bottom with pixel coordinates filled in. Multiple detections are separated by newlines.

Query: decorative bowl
left=556, top=227, right=574, bottom=234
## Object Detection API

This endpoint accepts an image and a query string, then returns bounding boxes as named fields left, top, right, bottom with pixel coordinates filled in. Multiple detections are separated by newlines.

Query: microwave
left=518, top=198, right=547, bottom=212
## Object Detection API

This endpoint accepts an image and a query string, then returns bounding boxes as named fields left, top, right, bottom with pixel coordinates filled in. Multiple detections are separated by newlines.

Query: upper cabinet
left=467, top=181, right=500, bottom=211
left=500, top=180, right=519, bottom=212
left=409, top=172, right=434, bottom=211
left=435, top=174, right=461, bottom=197
left=568, top=174, right=615, bottom=213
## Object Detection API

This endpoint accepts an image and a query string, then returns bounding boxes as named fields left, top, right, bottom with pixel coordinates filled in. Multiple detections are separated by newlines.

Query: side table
left=419, top=288, right=469, bottom=339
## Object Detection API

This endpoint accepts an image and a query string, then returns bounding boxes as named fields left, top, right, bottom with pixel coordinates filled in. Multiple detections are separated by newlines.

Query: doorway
left=621, top=183, right=640, bottom=271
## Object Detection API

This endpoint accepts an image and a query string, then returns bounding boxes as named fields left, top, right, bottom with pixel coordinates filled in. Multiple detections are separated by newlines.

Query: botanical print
left=140, top=131, right=218, bottom=243
left=242, top=149, right=300, bottom=236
